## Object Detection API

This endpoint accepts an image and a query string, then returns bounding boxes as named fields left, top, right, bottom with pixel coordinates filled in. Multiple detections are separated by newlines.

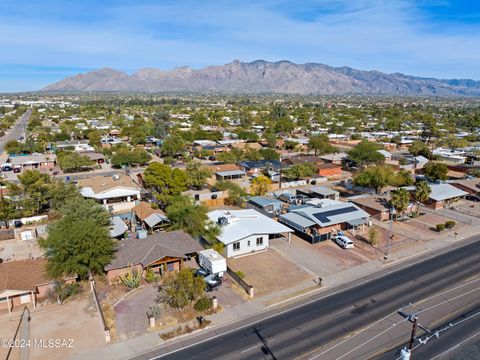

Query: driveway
left=270, top=235, right=371, bottom=277
left=0, top=296, right=106, bottom=360
left=114, top=286, right=157, bottom=341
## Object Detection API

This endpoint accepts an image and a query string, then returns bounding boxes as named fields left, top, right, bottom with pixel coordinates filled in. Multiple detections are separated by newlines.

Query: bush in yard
left=119, top=266, right=142, bottom=288
left=146, top=304, right=163, bottom=320
left=445, top=221, right=456, bottom=229
left=436, top=223, right=445, bottom=232
left=235, top=271, right=246, bottom=279
left=54, top=280, right=82, bottom=304
left=156, top=268, right=205, bottom=309
left=194, top=297, right=213, bottom=312
left=144, top=268, right=158, bottom=283
left=367, top=228, right=378, bottom=246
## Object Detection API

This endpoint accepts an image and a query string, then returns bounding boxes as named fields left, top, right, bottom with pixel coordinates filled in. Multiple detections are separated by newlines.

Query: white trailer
left=198, top=249, right=227, bottom=277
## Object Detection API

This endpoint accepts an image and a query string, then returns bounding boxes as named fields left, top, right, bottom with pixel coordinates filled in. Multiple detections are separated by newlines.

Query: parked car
left=195, top=268, right=210, bottom=278
left=204, top=274, right=222, bottom=292
left=465, top=194, right=480, bottom=202
left=334, top=235, right=354, bottom=249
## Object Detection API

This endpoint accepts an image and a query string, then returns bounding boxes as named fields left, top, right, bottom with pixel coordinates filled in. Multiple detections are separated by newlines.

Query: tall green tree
left=308, top=134, right=337, bottom=155
left=152, top=110, right=170, bottom=139
left=389, top=188, right=410, bottom=219
left=144, top=162, right=188, bottom=205
left=161, top=135, right=185, bottom=157
left=348, top=140, right=384, bottom=166
left=414, top=181, right=431, bottom=208
left=215, top=181, right=248, bottom=207
left=283, top=163, right=317, bottom=180
left=165, top=195, right=210, bottom=238
left=39, top=197, right=115, bottom=278
left=423, top=162, right=448, bottom=181
left=186, top=161, right=211, bottom=190
left=409, top=141, right=432, bottom=160
left=57, top=151, right=92, bottom=172
left=353, top=165, right=395, bottom=194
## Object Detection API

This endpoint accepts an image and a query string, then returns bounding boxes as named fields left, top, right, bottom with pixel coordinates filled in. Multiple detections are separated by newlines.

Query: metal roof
left=207, top=209, right=293, bottom=245
left=403, top=183, right=467, bottom=201
left=216, top=170, right=246, bottom=177
left=249, top=196, right=283, bottom=207
left=279, top=212, right=316, bottom=230
left=144, top=213, right=168, bottom=228
left=309, top=186, right=338, bottom=196
left=110, top=216, right=127, bottom=238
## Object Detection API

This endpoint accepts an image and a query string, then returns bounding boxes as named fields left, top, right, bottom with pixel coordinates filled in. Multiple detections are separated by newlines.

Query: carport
left=346, top=218, right=369, bottom=234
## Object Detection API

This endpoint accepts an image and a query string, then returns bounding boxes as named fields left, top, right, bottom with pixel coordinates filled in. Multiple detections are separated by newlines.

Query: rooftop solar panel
left=312, top=206, right=358, bottom=223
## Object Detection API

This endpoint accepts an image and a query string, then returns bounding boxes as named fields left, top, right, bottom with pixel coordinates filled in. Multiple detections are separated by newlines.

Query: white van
left=334, top=235, right=354, bottom=249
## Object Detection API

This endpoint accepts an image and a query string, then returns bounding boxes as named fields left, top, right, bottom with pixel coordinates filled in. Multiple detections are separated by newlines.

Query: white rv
left=198, top=249, right=227, bottom=277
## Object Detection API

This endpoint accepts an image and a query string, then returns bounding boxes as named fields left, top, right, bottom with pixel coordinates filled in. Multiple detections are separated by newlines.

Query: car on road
left=333, top=235, right=354, bottom=249
left=204, top=274, right=222, bottom=292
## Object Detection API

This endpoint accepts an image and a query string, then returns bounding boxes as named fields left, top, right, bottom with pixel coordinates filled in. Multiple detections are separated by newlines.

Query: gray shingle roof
left=105, top=230, right=203, bottom=271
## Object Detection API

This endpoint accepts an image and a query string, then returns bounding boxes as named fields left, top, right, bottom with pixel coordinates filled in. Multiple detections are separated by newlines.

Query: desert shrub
left=146, top=304, right=162, bottom=319
left=445, top=221, right=456, bottom=229
left=145, top=268, right=158, bottom=283
left=436, top=223, right=445, bottom=232
left=194, top=297, right=213, bottom=312
left=235, top=270, right=246, bottom=279
left=367, top=228, right=378, bottom=246
left=54, top=280, right=82, bottom=303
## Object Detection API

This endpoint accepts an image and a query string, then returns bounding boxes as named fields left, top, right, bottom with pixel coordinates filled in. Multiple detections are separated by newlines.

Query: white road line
left=308, top=310, right=399, bottom=360
left=240, top=339, right=276, bottom=353
left=414, top=277, right=480, bottom=307
left=430, top=330, right=480, bottom=360
left=328, top=306, right=355, bottom=318
left=418, top=286, right=480, bottom=314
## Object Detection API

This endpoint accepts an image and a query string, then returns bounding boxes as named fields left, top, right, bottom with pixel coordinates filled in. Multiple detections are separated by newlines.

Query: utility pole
left=408, top=316, right=418, bottom=353
left=385, top=206, right=396, bottom=259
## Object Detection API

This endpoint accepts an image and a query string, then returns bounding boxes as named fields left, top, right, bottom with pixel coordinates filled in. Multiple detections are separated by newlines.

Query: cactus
left=119, top=265, right=142, bottom=288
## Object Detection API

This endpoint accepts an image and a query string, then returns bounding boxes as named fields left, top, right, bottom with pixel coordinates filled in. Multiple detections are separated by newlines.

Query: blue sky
left=0, top=0, right=479, bottom=92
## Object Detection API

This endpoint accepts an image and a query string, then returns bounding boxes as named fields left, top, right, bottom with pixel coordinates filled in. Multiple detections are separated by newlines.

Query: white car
left=334, top=235, right=354, bottom=249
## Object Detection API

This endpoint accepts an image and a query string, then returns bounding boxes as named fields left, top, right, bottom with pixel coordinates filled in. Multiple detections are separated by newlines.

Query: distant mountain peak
left=41, top=60, right=480, bottom=96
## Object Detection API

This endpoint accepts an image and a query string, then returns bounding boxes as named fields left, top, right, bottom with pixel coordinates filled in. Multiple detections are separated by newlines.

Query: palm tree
left=414, top=181, right=431, bottom=214
left=389, top=188, right=410, bottom=220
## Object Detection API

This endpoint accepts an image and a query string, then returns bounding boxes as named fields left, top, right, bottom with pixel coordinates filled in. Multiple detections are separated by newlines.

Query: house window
left=256, top=237, right=264, bottom=246
left=233, top=242, right=240, bottom=251
left=247, top=240, right=251, bottom=247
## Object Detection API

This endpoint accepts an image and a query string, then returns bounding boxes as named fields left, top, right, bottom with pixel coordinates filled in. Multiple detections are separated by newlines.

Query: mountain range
left=41, top=60, right=480, bottom=96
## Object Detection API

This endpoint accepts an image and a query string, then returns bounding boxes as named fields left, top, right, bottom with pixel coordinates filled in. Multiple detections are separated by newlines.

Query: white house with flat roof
left=207, top=209, right=293, bottom=258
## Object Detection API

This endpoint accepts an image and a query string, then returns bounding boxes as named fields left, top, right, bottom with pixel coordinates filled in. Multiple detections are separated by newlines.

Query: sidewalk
left=73, top=225, right=480, bottom=360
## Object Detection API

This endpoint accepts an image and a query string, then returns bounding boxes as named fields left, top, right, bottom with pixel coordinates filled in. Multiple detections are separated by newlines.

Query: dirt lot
left=228, top=249, right=311, bottom=297
left=0, top=297, right=106, bottom=360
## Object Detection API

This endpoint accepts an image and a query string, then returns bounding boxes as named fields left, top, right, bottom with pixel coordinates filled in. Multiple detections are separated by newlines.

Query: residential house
left=247, top=196, right=286, bottom=217
left=8, top=154, right=57, bottom=173
left=83, top=152, right=105, bottom=165
left=297, top=186, right=340, bottom=201
left=279, top=201, right=370, bottom=243
left=207, top=209, right=293, bottom=257
left=132, top=201, right=169, bottom=231
left=105, top=230, right=203, bottom=282
left=0, top=259, right=74, bottom=313
left=282, top=154, right=323, bottom=167
left=55, top=140, right=94, bottom=152
left=452, top=178, right=480, bottom=195
left=404, top=183, right=467, bottom=210
left=319, top=152, right=348, bottom=165
left=239, top=159, right=282, bottom=175
left=78, top=175, right=142, bottom=214
left=317, top=163, right=342, bottom=178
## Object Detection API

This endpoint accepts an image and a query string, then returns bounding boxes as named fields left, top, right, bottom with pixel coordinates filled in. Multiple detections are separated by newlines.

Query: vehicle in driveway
left=204, top=274, right=222, bottom=292
left=198, top=249, right=227, bottom=277
left=334, top=235, right=354, bottom=249
left=465, top=194, right=480, bottom=202
left=195, top=268, right=210, bottom=278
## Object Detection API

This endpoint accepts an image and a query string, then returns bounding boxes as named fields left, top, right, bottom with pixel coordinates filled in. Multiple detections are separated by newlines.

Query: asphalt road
left=0, top=108, right=31, bottom=154
left=134, top=237, right=480, bottom=360
left=376, top=305, right=480, bottom=360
